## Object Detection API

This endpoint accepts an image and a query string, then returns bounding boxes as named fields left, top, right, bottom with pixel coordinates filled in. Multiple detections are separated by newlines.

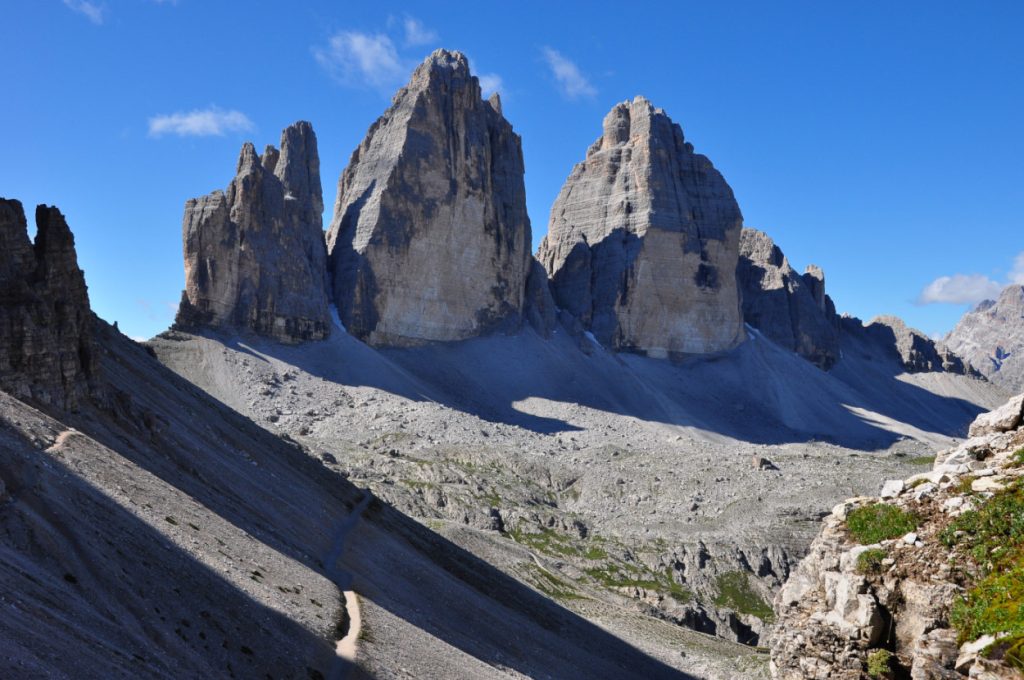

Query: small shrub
left=846, top=504, right=918, bottom=544
left=954, top=475, right=977, bottom=495
left=856, top=548, right=887, bottom=575
left=866, top=649, right=893, bottom=678
left=1009, top=448, right=1024, bottom=468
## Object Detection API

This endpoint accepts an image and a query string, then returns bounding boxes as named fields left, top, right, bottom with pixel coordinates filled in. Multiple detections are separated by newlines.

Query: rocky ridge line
left=946, top=285, right=1024, bottom=392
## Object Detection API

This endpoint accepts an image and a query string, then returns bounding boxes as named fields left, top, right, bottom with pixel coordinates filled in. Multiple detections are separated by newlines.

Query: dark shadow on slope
left=66, top=323, right=690, bottom=678
left=0, top=422, right=336, bottom=679
left=205, top=319, right=993, bottom=450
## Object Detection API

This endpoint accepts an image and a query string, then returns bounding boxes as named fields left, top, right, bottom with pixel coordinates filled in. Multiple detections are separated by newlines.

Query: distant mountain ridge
left=946, top=284, right=1024, bottom=392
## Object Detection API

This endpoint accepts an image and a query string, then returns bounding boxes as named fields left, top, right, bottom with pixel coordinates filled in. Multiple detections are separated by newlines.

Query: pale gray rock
left=0, top=199, right=97, bottom=410
left=738, top=228, right=840, bottom=369
left=326, top=50, right=531, bottom=347
left=176, top=121, right=330, bottom=344
left=968, top=392, right=1023, bottom=437
left=946, top=284, right=1024, bottom=392
left=537, top=96, right=745, bottom=358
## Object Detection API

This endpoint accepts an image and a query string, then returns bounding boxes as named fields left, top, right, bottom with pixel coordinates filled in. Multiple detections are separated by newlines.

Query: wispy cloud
left=917, top=252, right=1024, bottom=305
left=402, top=16, right=438, bottom=47
left=313, top=31, right=405, bottom=89
left=478, top=73, right=503, bottom=98
left=147, top=107, right=254, bottom=138
left=1011, top=252, right=1024, bottom=285
left=917, top=274, right=1003, bottom=305
left=63, top=0, right=105, bottom=25
left=541, top=47, right=596, bottom=99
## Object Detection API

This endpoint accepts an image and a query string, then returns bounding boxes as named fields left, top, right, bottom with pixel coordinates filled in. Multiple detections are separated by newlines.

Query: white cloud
left=63, top=0, right=105, bottom=24
left=541, top=47, right=596, bottom=99
left=1010, top=251, right=1024, bottom=285
left=147, top=107, right=254, bottom=138
left=402, top=16, right=438, bottom=47
left=313, top=31, right=405, bottom=89
left=478, top=73, right=503, bottom=98
left=917, top=274, right=1004, bottom=305
left=918, top=250, right=1024, bottom=304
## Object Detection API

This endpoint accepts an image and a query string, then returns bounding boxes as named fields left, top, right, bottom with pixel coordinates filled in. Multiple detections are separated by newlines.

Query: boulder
left=537, top=96, right=745, bottom=358
left=0, top=199, right=97, bottom=410
left=176, top=121, right=331, bottom=343
left=326, top=49, right=531, bottom=347
left=738, top=228, right=840, bottom=369
left=968, top=393, right=1024, bottom=437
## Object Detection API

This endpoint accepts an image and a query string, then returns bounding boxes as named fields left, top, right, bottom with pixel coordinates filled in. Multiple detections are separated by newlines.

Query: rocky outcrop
left=946, top=285, right=1024, bottom=393
left=853, top=315, right=978, bottom=376
left=771, top=395, right=1024, bottom=680
left=537, top=96, right=745, bottom=359
left=326, top=49, right=531, bottom=347
left=738, top=228, right=840, bottom=369
left=176, top=121, right=331, bottom=343
left=0, top=199, right=96, bottom=410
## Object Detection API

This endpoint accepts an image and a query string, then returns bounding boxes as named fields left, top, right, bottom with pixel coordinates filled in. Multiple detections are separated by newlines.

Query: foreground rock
left=537, top=96, right=745, bottom=358
left=0, top=199, right=96, bottom=410
left=176, top=121, right=331, bottom=343
left=946, top=285, right=1024, bottom=393
left=326, top=49, right=531, bottom=347
left=738, top=228, right=840, bottom=369
left=771, top=394, right=1024, bottom=679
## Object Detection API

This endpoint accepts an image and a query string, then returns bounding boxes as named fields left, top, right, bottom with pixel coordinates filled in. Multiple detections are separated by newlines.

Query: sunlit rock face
left=537, top=96, right=745, bottom=358
left=326, top=49, right=531, bottom=347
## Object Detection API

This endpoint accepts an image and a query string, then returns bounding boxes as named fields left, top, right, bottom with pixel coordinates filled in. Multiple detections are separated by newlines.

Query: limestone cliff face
left=176, top=121, right=331, bottom=343
left=326, top=49, right=531, bottom=347
left=537, top=96, right=745, bottom=358
left=0, top=199, right=96, bottom=410
left=738, top=228, right=841, bottom=369
left=946, top=285, right=1024, bottom=392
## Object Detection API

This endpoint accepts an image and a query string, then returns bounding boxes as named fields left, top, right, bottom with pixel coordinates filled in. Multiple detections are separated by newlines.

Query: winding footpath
left=324, top=490, right=372, bottom=680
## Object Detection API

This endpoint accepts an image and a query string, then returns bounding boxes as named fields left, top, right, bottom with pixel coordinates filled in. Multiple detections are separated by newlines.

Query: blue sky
left=3, top=1, right=1022, bottom=341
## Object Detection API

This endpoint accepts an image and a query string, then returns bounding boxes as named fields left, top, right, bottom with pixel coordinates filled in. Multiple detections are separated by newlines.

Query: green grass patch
left=846, top=503, right=918, bottom=544
left=1008, top=448, right=1024, bottom=468
left=942, top=479, right=1024, bottom=669
left=907, top=455, right=937, bottom=466
left=866, top=648, right=893, bottom=678
left=713, top=571, right=774, bottom=622
left=954, top=475, right=978, bottom=495
left=584, top=563, right=691, bottom=603
left=524, top=564, right=585, bottom=601
left=856, top=548, right=888, bottom=575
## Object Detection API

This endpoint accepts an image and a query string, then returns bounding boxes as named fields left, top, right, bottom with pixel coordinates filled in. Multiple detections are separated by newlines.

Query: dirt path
left=324, top=490, right=372, bottom=680
left=44, top=429, right=78, bottom=453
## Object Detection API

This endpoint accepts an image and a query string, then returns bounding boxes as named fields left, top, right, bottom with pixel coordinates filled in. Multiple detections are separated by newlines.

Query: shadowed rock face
left=946, top=284, right=1024, bottom=392
left=326, top=49, right=531, bottom=347
left=176, top=121, right=331, bottom=344
left=537, top=97, right=745, bottom=358
left=0, top=199, right=96, bottom=410
left=849, top=315, right=978, bottom=376
left=738, top=228, right=840, bottom=370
